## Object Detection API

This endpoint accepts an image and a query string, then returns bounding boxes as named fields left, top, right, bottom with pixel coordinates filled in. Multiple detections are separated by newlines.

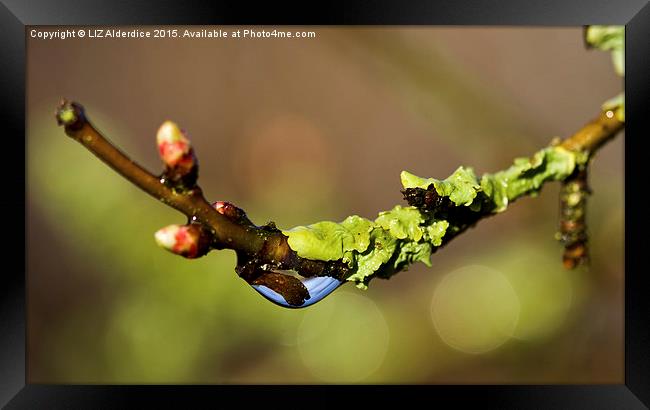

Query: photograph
left=25, top=25, right=625, bottom=385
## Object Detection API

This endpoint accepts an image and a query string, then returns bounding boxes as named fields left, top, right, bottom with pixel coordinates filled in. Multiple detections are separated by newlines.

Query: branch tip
left=55, top=99, right=86, bottom=130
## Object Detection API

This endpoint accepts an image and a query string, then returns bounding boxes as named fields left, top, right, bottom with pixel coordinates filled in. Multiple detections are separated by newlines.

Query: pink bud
left=156, top=121, right=194, bottom=168
left=154, top=224, right=208, bottom=258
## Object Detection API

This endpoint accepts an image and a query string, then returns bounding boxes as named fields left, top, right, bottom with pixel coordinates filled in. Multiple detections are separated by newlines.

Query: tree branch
left=55, top=100, right=623, bottom=307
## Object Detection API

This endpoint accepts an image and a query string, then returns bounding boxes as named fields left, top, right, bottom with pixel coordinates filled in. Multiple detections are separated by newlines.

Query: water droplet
left=251, top=275, right=344, bottom=309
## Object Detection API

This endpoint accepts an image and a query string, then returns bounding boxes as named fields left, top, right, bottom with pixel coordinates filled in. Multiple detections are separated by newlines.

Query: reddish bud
left=156, top=121, right=195, bottom=169
left=154, top=223, right=209, bottom=258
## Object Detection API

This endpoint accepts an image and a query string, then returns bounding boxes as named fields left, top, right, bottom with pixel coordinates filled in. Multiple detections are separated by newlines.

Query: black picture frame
left=3, top=0, right=648, bottom=407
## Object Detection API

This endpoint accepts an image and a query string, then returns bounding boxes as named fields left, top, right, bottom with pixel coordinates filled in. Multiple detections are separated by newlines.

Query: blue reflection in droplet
left=252, top=276, right=344, bottom=308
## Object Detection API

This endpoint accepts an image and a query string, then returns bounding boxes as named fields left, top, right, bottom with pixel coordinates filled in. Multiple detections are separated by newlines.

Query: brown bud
left=213, top=201, right=254, bottom=226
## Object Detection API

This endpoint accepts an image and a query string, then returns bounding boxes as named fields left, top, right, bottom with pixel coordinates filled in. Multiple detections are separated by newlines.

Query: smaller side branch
left=557, top=168, right=590, bottom=269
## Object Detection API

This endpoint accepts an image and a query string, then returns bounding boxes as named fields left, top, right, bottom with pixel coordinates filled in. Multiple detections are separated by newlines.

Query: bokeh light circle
left=297, top=291, right=389, bottom=382
left=431, top=264, right=520, bottom=354
left=503, top=254, right=573, bottom=342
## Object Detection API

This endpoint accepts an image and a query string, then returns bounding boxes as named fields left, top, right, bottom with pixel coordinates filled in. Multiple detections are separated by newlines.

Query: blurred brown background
left=26, top=26, right=623, bottom=383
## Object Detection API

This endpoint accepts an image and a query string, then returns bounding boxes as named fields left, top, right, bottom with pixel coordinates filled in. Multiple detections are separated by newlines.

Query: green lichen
left=284, top=146, right=580, bottom=289
left=424, top=220, right=450, bottom=247
left=585, top=26, right=625, bottom=121
left=375, top=205, right=424, bottom=241
left=284, top=205, right=452, bottom=288
left=394, top=241, right=432, bottom=269
left=283, top=215, right=373, bottom=262
left=401, top=166, right=480, bottom=206
left=347, top=227, right=398, bottom=289
left=585, top=25, right=624, bottom=76
left=481, top=146, right=578, bottom=212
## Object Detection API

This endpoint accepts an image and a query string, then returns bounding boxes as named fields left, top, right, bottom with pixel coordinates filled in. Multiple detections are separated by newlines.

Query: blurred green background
left=26, top=27, right=623, bottom=383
